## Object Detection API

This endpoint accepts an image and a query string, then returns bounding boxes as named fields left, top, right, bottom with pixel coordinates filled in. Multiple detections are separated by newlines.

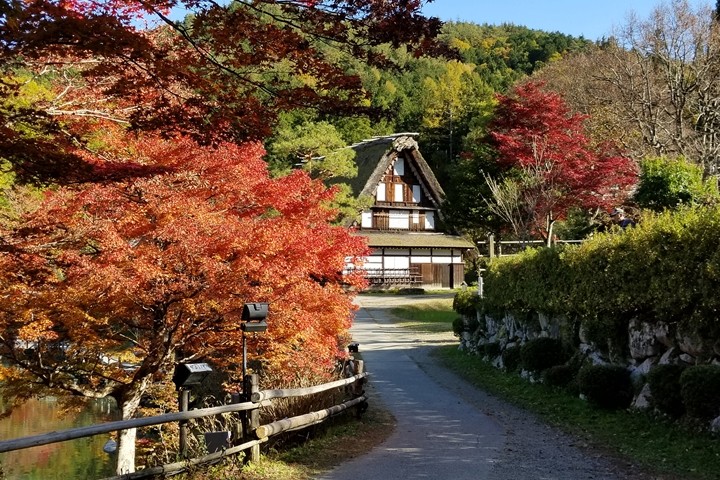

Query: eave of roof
left=353, top=231, right=475, bottom=249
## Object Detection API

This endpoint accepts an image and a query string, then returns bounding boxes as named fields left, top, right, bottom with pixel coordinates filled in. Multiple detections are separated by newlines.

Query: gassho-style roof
left=356, top=231, right=475, bottom=249
left=329, top=133, right=445, bottom=206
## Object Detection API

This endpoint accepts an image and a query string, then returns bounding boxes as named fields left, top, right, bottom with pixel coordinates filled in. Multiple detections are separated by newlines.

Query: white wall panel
left=376, top=183, right=386, bottom=201
left=389, top=210, right=409, bottom=229
left=425, top=211, right=435, bottom=230
left=384, top=256, right=410, bottom=269
left=361, top=211, right=372, bottom=228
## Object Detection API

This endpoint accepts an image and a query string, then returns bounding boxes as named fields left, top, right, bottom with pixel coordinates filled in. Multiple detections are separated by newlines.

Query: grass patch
left=434, top=346, right=720, bottom=480
left=389, top=299, right=456, bottom=333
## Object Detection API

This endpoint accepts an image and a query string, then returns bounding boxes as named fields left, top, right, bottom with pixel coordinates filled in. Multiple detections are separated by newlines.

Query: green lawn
left=389, top=298, right=456, bottom=333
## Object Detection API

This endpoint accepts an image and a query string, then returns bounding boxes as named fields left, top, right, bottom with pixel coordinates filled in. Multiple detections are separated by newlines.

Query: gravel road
left=317, top=295, right=659, bottom=480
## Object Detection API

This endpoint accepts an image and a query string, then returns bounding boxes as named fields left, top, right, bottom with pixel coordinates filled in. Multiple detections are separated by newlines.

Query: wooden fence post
left=178, top=389, right=190, bottom=458
left=243, top=374, right=260, bottom=464
left=488, top=234, right=495, bottom=259
left=352, top=361, right=368, bottom=418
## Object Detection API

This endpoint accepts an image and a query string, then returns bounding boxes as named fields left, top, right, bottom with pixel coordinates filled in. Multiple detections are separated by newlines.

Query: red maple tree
left=0, top=134, right=368, bottom=473
left=488, top=81, right=638, bottom=240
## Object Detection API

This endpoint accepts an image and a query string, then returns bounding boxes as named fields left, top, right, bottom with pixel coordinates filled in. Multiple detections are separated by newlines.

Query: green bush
left=543, top=364, right=576, bottom=390
left=484, top=342, right=501, bottom=359
left=520, top=337, right=567, bottom=373
left=680, top=365, right=720, bottom=420
left=452, top=317, right=464, bottom=337
left=453, top=289, right=481, bottom=317
left=633, top=156, right=717, bottom=211
left=473, top=206, right=720, bottom=362
left=648, top=364, right=687, bottom=418
left=452, top=314, right=479, bottom=337
left=501, top=345, right=522, bottom=372
left=578, top=364, right=633, bottom=410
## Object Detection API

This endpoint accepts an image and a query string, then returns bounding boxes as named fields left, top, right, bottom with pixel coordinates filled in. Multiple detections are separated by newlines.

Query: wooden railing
left=365, top=267, right=421, bottom=287
left=0, top=366, right=368, bottom=479
left=477, top=236, right=584, bottom=258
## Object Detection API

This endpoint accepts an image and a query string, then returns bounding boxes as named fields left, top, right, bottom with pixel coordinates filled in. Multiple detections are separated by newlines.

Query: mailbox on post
left=172, top=362, right=213, bottom=457
left=172, top=362, right=213, bottom=390
left=241, top=302, right=268, bottom=333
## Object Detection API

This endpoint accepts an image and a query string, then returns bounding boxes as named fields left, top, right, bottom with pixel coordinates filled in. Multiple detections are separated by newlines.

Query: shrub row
left=479, top=205, right=720, bottom=349
left=470, top=335, right=720, bottom=418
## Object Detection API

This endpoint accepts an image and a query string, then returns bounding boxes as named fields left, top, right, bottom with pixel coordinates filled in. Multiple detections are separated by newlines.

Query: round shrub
left=544, top=364, right=576, bottom=389
left=452, top=317, right=464, bottom=337
left=520, top=337, right=567, bottom=373
left=502, top=345, right=522, bottom=372
left=453, top=314, right=479, bottom=338
left=453, top=289, right=481, bottom=316
left=484, top=342, right=501, bottom=359
left=680, top=365, right=720, bottom=420
left=578, top=364, right=633, bottom=410
left=647, top=364, right=687, bottom=418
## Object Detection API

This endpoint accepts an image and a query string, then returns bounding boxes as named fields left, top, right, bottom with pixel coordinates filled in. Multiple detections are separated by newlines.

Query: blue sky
left=420, top=0, right=710, bottom=41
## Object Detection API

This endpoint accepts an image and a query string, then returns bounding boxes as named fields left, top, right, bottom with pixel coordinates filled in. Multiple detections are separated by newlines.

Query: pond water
left=0, top=397, right=119, bottom=479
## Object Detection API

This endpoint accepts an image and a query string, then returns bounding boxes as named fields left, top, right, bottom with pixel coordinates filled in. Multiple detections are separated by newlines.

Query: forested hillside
left=266, top=22, right=592, bottom=181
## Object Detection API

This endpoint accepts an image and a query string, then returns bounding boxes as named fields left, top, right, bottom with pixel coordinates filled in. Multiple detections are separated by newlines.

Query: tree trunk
left=115, top=377, right=151, bottom=475
left=545, top=214, right=556, bottom=248
left=116, top=426, right=138, bottom=475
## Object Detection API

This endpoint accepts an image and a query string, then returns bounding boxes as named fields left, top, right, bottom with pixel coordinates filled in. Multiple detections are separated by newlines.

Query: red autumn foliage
left=489, top=81, right=638, bottom=236
left=0, top=135, right=368, bottom=422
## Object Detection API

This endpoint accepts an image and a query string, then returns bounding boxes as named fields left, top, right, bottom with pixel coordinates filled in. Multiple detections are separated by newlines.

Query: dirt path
left=317, top=295, right=655, bottom=480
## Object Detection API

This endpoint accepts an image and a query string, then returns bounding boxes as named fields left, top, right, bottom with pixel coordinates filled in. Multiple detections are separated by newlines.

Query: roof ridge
left=349, top=132, right=419, bottom=149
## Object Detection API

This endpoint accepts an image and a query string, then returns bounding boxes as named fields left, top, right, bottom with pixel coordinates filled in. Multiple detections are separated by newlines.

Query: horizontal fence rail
left=0, top=400, right=269, bottom=454
left=252, top=372, right=367, bottom=402
left=100, top=437, right=268, bottom=480
left=477, top=237, right=585, bottom=258
left=255, top=396, right=367, bottom=439
left=0, top=368, right=368, bottom=479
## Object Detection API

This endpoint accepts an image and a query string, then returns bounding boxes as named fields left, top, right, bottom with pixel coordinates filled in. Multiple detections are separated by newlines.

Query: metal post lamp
left=241, top=302, right=268, bottom=380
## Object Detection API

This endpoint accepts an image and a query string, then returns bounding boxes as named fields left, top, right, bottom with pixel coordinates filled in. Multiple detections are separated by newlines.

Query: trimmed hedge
left=680, top=365, right=720, bottom=420
left=648, top=364, right=687, bottom=418
left=460, top=206, right=720, bottom=354
left=520, top=337, right=567, bottom=373
left=501, top=345, right=522, bottom=372
left=578, top=364, right=633, bottom=410
left=453, top=289, right=481, bottom=317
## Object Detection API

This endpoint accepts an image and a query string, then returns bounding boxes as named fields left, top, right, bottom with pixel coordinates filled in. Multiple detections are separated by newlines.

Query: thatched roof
left=329, top=133, right=445, bottom=206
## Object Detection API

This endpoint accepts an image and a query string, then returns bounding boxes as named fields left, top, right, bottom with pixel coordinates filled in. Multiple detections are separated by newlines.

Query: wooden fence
left=0, top=365, right=368, bottom=479
left=365, top=267, right=421, bottom=287
left=477, top=236, right=584, bottom=258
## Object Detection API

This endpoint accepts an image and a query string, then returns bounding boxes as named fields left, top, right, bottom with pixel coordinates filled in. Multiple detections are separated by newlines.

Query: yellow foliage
left=450, top=38, right=472, bottom=52
left=17, top=312, right=58, bottom=341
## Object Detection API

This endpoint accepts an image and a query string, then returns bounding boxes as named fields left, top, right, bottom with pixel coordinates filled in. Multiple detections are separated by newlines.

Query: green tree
left=265, top=118, right=374, bottom=224
left=266, top=120, right=356, bottom=179
left=634, top=156, right=718, bottom=211
left=421, top=60, right=494, bottom=161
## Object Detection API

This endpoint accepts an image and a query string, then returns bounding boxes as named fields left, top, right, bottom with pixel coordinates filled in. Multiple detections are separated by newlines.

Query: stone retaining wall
left=458, top=307, right=720, bottom=428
